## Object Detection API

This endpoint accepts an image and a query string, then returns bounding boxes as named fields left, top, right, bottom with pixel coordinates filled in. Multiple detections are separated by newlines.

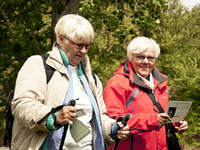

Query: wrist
left=110, top=122, right=120, bottom=140
left=52, top=112, right=62, bottom=128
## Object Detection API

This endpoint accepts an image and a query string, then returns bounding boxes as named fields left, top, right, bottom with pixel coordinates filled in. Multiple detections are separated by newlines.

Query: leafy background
left=0, top=0, right=199, bottom=148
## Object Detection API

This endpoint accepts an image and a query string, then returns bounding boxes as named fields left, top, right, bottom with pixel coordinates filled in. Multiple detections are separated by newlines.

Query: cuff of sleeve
left=46, top=112, right=59, bottom=130
left=110, top=122, right=120, bottom=140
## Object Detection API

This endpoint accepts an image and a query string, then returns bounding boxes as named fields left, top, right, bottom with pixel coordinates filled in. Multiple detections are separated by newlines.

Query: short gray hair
left=55, top=14, right=94, bottom=44
left=127, top=36, right=160, bottom=61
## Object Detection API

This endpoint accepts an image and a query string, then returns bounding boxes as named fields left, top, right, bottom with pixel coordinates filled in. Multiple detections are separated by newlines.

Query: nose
left=80, top=47, right=88, bottom=54
left=143, top=57, right=149, bottom=63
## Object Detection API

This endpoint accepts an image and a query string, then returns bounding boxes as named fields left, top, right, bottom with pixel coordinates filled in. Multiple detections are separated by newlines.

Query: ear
left=57, top=35, right=66, bottom=48
left=58, top=34, right=64, bottom=42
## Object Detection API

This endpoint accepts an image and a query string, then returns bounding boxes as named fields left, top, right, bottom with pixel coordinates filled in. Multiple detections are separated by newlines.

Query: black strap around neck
left=141, top=87, right=165, bottom=113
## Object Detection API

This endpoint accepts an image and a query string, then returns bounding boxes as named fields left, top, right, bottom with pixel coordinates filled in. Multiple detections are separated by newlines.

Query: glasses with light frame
left=64, top=37, right=91, bottom=50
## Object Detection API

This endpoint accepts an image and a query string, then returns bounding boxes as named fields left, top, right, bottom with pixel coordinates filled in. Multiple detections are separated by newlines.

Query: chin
left=70, top=62, right=79, bottom=66
left=140, top=73, right=150, bottom=78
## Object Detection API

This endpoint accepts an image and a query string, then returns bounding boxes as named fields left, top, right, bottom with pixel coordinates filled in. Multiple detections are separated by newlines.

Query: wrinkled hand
left=157, top=113, right=170, bottom=128
left=175, top=120, right=188, bottom=133
left=117, top=122, right=130, bottom=140
left=56, top=106, right=76, bottom=125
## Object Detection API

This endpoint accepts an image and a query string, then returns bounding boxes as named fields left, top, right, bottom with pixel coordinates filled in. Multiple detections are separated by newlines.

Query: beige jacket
left=11, top=45, right=115, bottom=150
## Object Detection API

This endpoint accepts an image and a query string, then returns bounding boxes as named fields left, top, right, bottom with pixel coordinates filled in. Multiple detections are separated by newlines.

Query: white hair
left=127, top=36, right=160, bottom=61
left=55, top=14, right=94, bottom=44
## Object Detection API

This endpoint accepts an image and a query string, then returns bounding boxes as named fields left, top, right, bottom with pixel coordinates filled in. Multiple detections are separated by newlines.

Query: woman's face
left=131, top=49, right=156, bottom=78
left=59, top=36, right=91, bottom=66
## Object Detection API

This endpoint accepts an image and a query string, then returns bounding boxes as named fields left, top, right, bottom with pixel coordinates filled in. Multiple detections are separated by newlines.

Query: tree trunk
left=51, top=0, right=81, bottom=44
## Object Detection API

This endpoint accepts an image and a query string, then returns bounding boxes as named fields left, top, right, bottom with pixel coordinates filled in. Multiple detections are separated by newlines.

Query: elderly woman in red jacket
left=103, top=36, right=188, bottom=150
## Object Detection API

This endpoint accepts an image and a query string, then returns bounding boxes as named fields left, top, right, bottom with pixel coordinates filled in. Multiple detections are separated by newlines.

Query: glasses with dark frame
left=135, top=55, right=156, bottom=62
left=64, top=37, right=91, bottom=50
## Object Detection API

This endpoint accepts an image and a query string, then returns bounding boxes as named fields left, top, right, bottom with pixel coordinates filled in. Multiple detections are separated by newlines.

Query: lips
left=75, top=55, right=83, bottom=59
left=139, top=65, right=149, bottom=69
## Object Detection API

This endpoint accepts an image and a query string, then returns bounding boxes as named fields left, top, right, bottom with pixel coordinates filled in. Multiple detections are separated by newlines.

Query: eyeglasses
left=135, top=55, right=156, bottom=62
left=64, top=37, right=91, bottom=50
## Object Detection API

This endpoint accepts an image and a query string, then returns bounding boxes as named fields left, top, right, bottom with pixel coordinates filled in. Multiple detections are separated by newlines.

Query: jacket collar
left=122, top=60, right=168, bottom=90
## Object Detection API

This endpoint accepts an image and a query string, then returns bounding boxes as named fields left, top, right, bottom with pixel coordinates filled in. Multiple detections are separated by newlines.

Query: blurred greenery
left=156, top=1, right=200, bottom=148
left=0, top=0, right=199, bottom=148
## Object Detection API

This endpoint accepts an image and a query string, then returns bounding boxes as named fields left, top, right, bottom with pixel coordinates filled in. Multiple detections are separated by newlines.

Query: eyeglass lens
left=135, top=55, right=155, bottom=62
left=65, top=37, right=90, bottom=49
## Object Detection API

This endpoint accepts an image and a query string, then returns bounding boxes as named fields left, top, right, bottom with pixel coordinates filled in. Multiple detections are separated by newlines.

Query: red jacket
left=103, top=61, right=169, bottom=150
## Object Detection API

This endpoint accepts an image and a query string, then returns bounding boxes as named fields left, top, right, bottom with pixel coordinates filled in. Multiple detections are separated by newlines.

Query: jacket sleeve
left=103, top=74, right=128, bottom=119
left=94, top=74, right=116, bottom=145
left=103, top=74, right=160, bottom=133
left=11, top=55, right=52, bottom=132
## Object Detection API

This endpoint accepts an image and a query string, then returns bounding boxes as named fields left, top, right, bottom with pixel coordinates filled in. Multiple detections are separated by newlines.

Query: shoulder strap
left=4, top=90, right=15, bottom=147
left=41, top=54, right=55, bottom=84
left=141, top=87, right=165, bottom=113
left=92, top=72, right=97, bottom=87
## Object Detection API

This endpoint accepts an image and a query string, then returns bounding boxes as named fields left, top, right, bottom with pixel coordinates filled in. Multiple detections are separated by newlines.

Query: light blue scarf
left=46, top=45, right=105, bottom=150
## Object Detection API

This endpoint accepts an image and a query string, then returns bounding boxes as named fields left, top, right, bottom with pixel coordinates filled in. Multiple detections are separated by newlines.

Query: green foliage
left=79, top=0, right=168, bottom=85
left=0, top=0, right=169, bottom=142
left=156, top=0, right=200, bottom=148
left=0, top=0, right=52, bottom=140
left=0, top=0, right=199, bottom=148
left=0, top=0, right=52, bottom=93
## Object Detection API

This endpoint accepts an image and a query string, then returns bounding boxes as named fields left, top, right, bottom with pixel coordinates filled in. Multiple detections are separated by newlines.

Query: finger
left=175, top=126, right=181, bottom=131
left=180, top=123, right=187, bottom=129
left=159, top=118, right=168, bottom=126
left=180, top=121, right=188, bottom=127
left=61, top=110, right=76, bottom=121
left=118, top=129, right=130, bottom=138
left=157, top=113, right=170, bottom=127
left=56, top=109, right=75, bottom=125
left=179, top=121, right=188, bottom=130
left=117, top=122, right=124, bottom=128
left=161, top=116, right=170, bottom=122
left=160, top=113, right=170, bottom=118
left=180, top=125, right=188, bottom=131
left=63, top=106, right=76, bottom=113
left=175, top=126, right=187, bottom=133
left=119, top=125, right=130, bottom=132
left=62, top=115, right=76, bottom=124
left=119, top=131, right=130, bottom=136
left=117, top=132, right=129, bottom=140
left=123, top=125, right=130, bottom=131
left=65, top=113, right=76, bottom=121
left=58, top=116, right=71, bottom=125
left=68, top=111, right=77, bottom=118
left=118, top=129, right=130, bottom=134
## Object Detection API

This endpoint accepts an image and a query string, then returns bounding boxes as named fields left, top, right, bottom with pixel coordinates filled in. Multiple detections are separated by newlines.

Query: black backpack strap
left=4, top=54, right=55, bottom=147
left=92, top=72, right=97, bottom=87
left=4, top=90, right=15, bottom=147
left=41, top=54, right=55, bottom=84
left=130, top=134, right=133, bottom=150
left=36, top=54, right=55, bottom=125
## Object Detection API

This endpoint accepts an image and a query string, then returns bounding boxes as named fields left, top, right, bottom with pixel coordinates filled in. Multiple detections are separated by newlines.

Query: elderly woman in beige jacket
left=11, top=14, right=129, bottom=150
